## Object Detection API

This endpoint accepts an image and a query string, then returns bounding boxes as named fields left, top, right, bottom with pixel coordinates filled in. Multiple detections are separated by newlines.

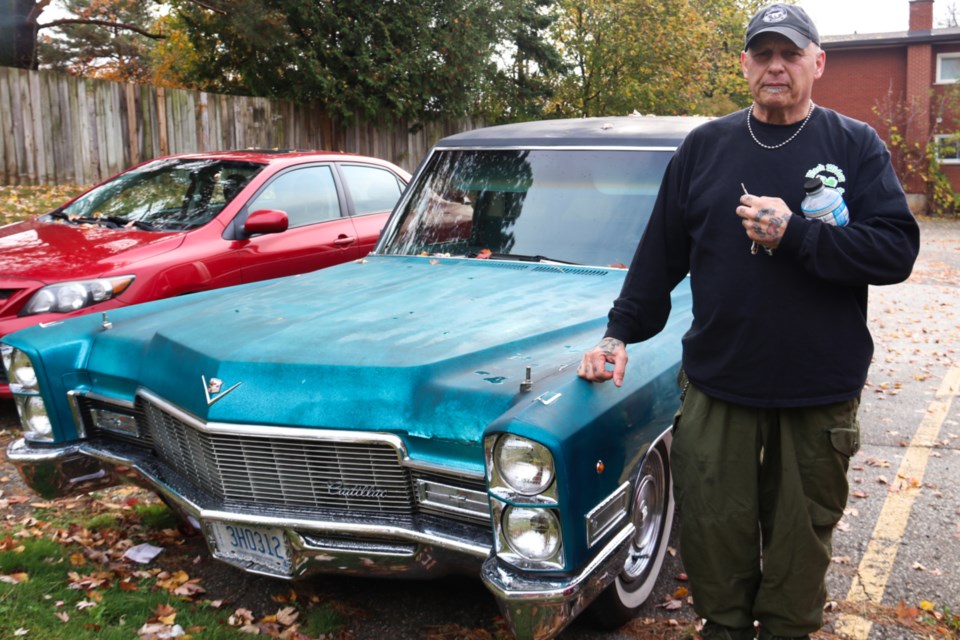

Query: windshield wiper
left=43, top=211, right=156, bottom=231
left=94, top=215, right=160, bottom=231
left=127, top=219, right=160, bottom=231
left=470, top=252, right=581, bottom=266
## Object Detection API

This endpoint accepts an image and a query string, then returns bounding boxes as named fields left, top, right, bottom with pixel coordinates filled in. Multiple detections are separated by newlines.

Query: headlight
left=3, top=346, right=39, bottom=393
left=21, top=276, right=134, bottom=316
left=503, top=506, right=562, bottom=562
left=16, top=395, right=53, bottom=442
left=494, top=435, right=555, bottom=496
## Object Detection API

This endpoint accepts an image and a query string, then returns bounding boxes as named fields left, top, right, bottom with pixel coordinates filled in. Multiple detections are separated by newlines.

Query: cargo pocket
left=827, top=398, right=861, bottom=459
left=828, top=426, right=860, bottom=459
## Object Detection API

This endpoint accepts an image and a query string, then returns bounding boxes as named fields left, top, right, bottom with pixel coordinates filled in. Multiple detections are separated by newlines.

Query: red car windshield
left=58, top=158, right=264, bottom=231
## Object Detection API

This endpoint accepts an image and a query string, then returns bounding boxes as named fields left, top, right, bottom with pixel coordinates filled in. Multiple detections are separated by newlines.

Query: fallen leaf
left=660, top=599, right=683, bottom=611
left=896, top=599, right=920, bottom=624
left=173, top=581, right=206, bottom=597
left=275, top=606, right=298, bottom=626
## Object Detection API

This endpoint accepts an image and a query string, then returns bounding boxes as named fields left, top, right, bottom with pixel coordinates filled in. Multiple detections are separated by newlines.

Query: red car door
left=236, top=164, right=361, bottom=283
left=338, top=163, right=406, bottom=254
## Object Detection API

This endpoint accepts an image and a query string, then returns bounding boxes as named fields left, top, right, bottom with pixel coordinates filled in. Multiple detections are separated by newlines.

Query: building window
left=936, top=53, right=960, bottom=83
left=935, top=134, right=960, bottom=164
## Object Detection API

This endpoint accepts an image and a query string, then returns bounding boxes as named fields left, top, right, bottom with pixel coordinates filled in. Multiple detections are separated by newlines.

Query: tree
left=37, top=0, right=164, bottom=82
left=479, top=0, right=567, bottom=123
left=165, top=0, right=501, bottom=123
left=547, top=0, right=763, bottom=118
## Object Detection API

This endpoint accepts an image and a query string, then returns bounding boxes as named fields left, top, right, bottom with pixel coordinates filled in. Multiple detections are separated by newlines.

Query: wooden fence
left=0, top=66, right=482, bottom=186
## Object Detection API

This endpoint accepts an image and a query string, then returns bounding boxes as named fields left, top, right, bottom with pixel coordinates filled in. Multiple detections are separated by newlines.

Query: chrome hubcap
left=623, top=448, right=665, bottom=581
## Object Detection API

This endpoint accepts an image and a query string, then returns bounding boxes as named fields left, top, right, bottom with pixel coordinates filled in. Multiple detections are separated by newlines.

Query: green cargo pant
left=671, top=383, right=860, bottom=638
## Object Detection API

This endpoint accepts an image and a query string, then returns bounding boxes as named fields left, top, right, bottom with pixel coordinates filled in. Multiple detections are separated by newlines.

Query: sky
left=797, top=0, right=954, bottom=36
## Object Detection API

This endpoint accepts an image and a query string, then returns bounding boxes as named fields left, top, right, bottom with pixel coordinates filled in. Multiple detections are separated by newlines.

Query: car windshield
left=58, top=158, right=264, bottom=231
left=378, top=148, right=672, bottom=267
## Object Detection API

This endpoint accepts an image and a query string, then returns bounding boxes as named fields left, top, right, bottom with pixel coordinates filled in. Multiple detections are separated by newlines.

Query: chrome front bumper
left=9, top=437, right=632, bottom=640
left=6, top=437, right=489, bottom=579
left=482, top=523, right=635, bottom=639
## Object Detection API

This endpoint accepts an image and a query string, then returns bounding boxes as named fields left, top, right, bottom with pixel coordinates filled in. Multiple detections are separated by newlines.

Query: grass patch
left=84, top=513, right=122, bottom=531
left=301, top=603, right=346, bottom=636
left=0, top=540, right=239, bottom=639
left=134, top=502, right=179, bottom=531
left=0, top=487, right=353, bottom=640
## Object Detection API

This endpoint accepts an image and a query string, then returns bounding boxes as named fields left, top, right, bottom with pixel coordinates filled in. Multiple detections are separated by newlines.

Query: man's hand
left=737, top=193, right=793, bottom=250
left=578, top=337, right=628, bottom=387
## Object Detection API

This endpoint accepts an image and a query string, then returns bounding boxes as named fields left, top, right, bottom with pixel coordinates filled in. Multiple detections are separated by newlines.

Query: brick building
left=816, top=0, right=960, bottom=210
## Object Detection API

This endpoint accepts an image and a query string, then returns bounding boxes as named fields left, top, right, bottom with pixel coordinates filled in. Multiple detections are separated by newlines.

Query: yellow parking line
left=835, top=366, right=960, bottom=639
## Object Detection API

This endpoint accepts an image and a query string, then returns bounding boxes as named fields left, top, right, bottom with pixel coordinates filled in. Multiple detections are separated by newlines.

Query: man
left=578, top=4, right=920, bottom=640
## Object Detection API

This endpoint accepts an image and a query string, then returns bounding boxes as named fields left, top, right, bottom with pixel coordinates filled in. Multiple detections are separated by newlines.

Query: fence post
left=157, top=86, right=168, bottom=156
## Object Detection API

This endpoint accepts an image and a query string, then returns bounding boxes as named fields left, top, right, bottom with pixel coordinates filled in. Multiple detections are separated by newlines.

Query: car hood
left=67, top=257, right=628, bottom=443
left=0, top=219, right=183, bottom=280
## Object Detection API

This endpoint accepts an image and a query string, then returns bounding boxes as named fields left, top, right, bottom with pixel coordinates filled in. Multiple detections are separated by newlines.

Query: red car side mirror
left=243, top=209, right=289, bottom=236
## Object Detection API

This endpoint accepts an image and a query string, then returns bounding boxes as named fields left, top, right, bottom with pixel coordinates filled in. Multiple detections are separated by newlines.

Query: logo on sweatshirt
left=806, top=163, right=847, bottom=194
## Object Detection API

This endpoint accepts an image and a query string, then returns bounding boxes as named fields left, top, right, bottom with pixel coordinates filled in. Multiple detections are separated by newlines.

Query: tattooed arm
left=736, top=193, right=793, bottom=250
left=578, top=337, right=628, bottom=387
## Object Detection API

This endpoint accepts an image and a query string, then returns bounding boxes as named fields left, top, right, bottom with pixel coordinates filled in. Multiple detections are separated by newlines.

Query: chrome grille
left=138, top=398, right=415, bottom=514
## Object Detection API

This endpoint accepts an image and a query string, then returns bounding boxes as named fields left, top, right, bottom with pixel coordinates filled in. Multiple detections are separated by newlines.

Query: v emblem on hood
left=202, top=375, right=241, bottom=406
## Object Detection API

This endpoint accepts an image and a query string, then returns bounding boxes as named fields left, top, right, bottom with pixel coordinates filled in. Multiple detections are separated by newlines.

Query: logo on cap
left=763, top=7, right=789, bottom=24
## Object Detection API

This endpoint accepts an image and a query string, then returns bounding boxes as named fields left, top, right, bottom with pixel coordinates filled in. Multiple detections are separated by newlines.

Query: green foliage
left=166, top=0, right=501, bottom=123
left=478, top=0, right=567, bottom=123
left=547, top=0, right=763, bottom=117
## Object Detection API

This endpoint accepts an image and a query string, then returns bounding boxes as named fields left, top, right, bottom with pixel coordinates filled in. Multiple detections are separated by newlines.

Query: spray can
left=801, top=177, right=849, bottom=227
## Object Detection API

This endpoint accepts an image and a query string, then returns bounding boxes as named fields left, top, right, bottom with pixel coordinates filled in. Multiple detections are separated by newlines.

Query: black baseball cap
left=744, top=3, right=820, bottom=50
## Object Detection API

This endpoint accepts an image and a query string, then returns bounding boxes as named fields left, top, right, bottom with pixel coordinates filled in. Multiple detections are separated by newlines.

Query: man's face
left=741, top=33, right=825, bottom=122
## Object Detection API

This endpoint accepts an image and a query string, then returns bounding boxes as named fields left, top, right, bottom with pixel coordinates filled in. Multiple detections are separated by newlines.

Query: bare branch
left=38, top=18, right=167, bottom=40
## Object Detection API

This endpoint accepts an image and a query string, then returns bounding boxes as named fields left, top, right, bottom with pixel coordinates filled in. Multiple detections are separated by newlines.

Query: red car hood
left=0, top=219, right=184, bottom=281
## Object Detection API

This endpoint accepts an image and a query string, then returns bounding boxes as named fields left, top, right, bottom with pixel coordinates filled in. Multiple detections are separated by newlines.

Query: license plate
left=209, top=522, right=291, bottom=574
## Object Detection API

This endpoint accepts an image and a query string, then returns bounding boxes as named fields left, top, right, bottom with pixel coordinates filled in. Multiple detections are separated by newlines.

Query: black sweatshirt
left=605, top=106, right=920, bottom=408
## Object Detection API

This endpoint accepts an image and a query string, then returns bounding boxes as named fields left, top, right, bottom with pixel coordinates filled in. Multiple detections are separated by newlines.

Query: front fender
left=484, top=339, right=681, bottom=571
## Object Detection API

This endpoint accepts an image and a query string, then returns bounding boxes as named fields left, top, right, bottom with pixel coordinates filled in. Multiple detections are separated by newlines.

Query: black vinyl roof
left=435, top=115, right=712, bottom=149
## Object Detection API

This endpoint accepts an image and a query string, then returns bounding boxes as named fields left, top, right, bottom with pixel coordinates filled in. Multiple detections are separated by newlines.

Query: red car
left=0, top=149, right=410, bottom=397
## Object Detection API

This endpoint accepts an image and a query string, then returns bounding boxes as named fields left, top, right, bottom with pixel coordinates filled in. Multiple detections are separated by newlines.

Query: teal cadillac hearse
left=2, top=116, right=705, bottom=639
